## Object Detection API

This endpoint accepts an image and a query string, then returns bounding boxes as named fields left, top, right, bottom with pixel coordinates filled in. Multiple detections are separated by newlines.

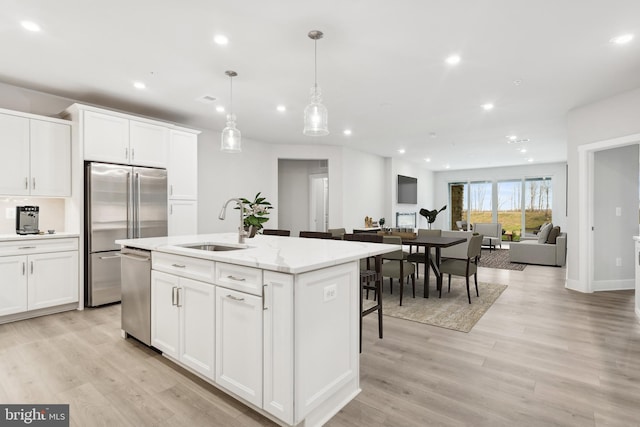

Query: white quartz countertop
left=0, top=232, right=79, bottom=242
left=116, top=232, right=398, bottom=274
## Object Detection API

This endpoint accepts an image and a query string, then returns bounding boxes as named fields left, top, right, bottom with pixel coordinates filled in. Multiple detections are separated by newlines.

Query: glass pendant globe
left=303, top=86, right=329, bottom=136
left=221, top=114, right=241, bottom=152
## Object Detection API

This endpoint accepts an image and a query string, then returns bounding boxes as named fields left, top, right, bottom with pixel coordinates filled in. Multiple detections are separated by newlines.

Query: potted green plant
left=238, top=192, right=273, bottom=237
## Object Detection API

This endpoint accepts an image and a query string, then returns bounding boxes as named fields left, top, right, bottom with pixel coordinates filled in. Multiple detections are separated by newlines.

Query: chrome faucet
left=219, top=198, right=248, bottom=244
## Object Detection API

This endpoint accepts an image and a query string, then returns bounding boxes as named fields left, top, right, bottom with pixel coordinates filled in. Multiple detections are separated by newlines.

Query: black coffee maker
left=16, top=206, right=40, bottom=235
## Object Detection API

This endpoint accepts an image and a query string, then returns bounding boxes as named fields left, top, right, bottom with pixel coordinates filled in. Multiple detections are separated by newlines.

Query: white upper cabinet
left=0, top=112, right=71, bottom=197
left=83, top=109, right=169, bottom=167
left=30, top=119, right=72, bottom=196
left=168, top=129, right=198, bottom=199
left=129, top=120, right=169, bottom=168
left=83, top=110, right=130, bottom=164
left=0, top=113, right=30, bottom=195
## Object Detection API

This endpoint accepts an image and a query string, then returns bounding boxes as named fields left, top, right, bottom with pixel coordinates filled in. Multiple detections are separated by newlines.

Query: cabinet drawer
left=215, top=262, right=263, bottom=296
left=0, top=238, right=78, bottom=256
left=152, top=252, right=215, bottom=283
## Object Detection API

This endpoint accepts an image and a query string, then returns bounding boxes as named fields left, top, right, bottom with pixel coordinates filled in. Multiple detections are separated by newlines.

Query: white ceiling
left=2, top=0, right=639, bottom=171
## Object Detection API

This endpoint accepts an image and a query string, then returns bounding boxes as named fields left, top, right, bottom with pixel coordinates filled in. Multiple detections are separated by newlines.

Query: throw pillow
left=546, top=226, right=561, bottom=244
left=537, top=222, right=553, bottom=244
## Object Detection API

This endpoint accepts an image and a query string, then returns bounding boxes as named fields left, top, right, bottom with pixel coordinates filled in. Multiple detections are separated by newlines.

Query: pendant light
left=221, top=70, right=241, bottom=152
left=303, top=30, right=329, bottom=136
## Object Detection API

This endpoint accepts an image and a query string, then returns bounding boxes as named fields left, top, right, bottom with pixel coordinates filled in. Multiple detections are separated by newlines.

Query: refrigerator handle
left=126, top=172, right=133, bottom=239
left=135, top=172, right=141, bottom=238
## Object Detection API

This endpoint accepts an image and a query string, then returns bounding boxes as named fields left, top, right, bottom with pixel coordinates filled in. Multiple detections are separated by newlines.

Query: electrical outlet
left=323, top=284, right=337, bottom=302
left=616, top=257, right=622, bottom=267
left=5, top=208, right=15, bottom=220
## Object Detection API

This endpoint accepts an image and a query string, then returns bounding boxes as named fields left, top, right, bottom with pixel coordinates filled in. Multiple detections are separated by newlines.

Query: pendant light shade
left=221, top=70, right=241, bottom=152
left=303, top=30, right=329, bottom=136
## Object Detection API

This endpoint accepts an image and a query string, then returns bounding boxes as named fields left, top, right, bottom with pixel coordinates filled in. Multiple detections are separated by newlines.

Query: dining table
left=402, top=235, right=467, bottom=298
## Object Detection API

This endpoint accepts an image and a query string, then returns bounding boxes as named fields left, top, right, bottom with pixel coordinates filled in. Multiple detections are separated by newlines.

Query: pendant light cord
left=314, top=39, right=318, bottom=89
left=229, top=76, right=233, bottom=114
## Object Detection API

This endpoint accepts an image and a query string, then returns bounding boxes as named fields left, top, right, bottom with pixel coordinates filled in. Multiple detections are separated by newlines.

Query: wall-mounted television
left=397, top=175, right=417, bottom=204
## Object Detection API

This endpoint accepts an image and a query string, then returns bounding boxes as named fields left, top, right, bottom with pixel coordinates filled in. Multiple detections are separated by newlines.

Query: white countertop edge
left=116, top=233, right=398, bottom=274
left=0, top=232, right=80, bottom=242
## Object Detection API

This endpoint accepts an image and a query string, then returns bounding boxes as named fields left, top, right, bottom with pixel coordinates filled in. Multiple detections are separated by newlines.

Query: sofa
left=509, top=230, right=567, bottom=267
left=473, top=223, right=502, bottom=251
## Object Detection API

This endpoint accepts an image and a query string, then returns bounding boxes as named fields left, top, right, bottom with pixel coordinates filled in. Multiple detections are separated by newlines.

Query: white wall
left=592, top=145, right=638, bottom=288
left=342, top=147, right=387, bottom=230
left=432, top=162, right=567, bottom=231
left=567, top=86, right=640, bottom=291
left=197, top=129, right=278, bottom=233
left=390, top=159, right=435, bottom=229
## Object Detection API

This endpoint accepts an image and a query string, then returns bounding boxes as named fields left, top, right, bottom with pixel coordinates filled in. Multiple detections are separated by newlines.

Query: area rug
left=369, top=279, right=507, bottom=333
left=478, top=248, right=526, bottom=271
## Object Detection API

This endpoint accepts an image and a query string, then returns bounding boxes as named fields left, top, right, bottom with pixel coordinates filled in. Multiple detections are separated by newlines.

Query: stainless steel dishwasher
left=120, top=247, right=152, bottom=346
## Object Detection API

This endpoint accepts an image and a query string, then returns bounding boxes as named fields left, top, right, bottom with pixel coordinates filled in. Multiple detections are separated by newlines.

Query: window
left=449, top=182, right=468, bottom=229
left=524, top=177, right=552, bottom=237
left=468, top=181, right=492, bottom=225
left=497, top=180, right=522, bottom=237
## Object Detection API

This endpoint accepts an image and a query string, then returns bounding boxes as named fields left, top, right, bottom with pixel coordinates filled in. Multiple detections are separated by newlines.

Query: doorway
left=309, top=173, right=329, bottom=232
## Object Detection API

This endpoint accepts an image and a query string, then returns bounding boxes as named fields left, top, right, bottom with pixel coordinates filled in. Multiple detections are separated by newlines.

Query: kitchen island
left=116, top=232, right=396, bottom=427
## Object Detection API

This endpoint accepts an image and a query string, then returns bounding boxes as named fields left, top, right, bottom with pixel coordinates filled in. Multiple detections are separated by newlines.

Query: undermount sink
left=180, top=243, right=246, bottom=252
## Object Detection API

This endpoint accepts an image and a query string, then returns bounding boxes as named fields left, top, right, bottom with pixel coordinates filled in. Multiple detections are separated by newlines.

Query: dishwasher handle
left=120, top=253, right=150, bottom=262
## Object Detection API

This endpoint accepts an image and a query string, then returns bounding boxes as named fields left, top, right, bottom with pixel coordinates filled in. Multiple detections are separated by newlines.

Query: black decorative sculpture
left=419, top=205, right=447, bottom=229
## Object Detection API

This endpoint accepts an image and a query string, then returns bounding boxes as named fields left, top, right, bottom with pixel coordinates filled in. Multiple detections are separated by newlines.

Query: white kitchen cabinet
left=0, top=255, right=28, bottom=316
left=215, top=287, right=263, bottom=407
left=0, top=111, right=71, bottom=197
left=151, top=270, right=215, bottom=379
left=0, top=237, right=79, bottom=319
left=262, top=271, right=294, bottom=424
left=168, top=130, right=198, bottom=200
left=129, top=120, right=169, bottom=168
left=83, top=110, right=130, bottom=164
left=168, top=200, right=198, bottom=236
left=30, top=119, right=72, bottom=196
left=82, top=109, right=169, bottom=167
left=28, top=251, right=78, bottom=310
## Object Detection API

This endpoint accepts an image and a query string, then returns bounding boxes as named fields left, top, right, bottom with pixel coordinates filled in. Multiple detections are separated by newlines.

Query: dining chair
left=262, top=229, right=291, bottom=236
left=343, top=233, right=384, bottom=352
left=327, top=228, right=346, bottom=239
left=438, top=234, right=483, bottom=303
left=380, top=235, right=416, bottom=306
left=298, top=231, right=333, bottom=239
left=406, top=229, right=441, bottom=279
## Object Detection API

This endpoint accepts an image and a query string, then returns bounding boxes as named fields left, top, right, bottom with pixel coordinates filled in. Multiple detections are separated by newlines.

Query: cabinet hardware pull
left=30, top=261, right=33, bottom=274
left=170, top=185, right=173, bottom=196
left=131, top=148, right=135, bottom=160
left=22, top=262, right=25, bottom=276
left=226, top=275, right=246, bottom=281
left=177, top=288, right=182, bottom=307
left=171, top=286, right=177, bottom=306
left=226, top=294, right=245, bottom=302
left=18, top=246, right=36, bottom=250
left=171, top=263, right=186, bottom=268
left=24, top=177, right=28, bottom=190
left=99, top=255, right=121, bottom=260
left=170, top=204, right=173, bottom=215
left=263, top=284, right=268, bottom=310
left=125, top=148, right=129, bottom=160
left=32, top=177, right=36, bottom=189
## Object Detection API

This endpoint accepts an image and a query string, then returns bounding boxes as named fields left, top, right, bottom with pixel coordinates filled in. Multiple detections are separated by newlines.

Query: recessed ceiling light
left=424, top=158, right=431, bottom=162
left=528, top=158, right=534, bottom=162
left=397, top=149, right=406, bottom=154
left=216, top=106, right=225, bottom=113
left=481, top=103, right=494, bottom=111
left=444, top=164, right=451, bottom=169
left=520, top=148, right=527, bottom=153
left=610, top=34, right=634, bottom=45
left=506, top=135, right=518, bottom=141
left=445, top=54, right=461, bottom=65
left=133, top=81, right=146, bottom=90
left=276, top=105, right=286, bottom=112
left=21, top=21, right=41, bottom=32
left=343, top=129, right=352, bottom=136
left=214, top=34, right=229, bottom=45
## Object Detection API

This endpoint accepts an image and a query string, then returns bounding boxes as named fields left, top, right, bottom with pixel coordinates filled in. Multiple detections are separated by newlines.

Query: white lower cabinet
left=151, top=270, right=215, bottom=379
left=215, top=287, right=263, bottom=407
left=0, top=239, right=79, bottom=317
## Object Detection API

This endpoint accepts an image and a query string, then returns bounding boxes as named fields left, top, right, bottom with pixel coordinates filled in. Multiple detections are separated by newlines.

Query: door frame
left=308, top=173, right=328, bottom=232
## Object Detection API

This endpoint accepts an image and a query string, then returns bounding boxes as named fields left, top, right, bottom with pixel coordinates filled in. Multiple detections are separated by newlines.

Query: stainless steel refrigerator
left=85, top=162, right=167, bottom=307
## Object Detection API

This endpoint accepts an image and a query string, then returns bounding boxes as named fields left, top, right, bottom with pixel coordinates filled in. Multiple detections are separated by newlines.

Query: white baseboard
left=565, top=278, right=591, bottom=293
left=590, top=279, right=635, bottom=292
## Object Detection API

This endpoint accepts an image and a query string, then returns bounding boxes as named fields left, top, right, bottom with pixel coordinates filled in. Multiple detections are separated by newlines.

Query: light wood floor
left=1, top=264, right=639, bottom=427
